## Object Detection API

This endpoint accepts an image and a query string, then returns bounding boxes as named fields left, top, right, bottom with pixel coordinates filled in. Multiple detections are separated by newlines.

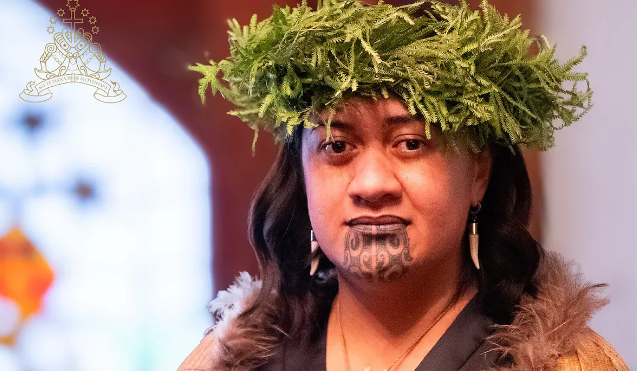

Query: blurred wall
left=32, top=0, right=301, bottom=293
left=1, top=0, right=215, bottom=367
left=538, top=0, right=637, bottom=367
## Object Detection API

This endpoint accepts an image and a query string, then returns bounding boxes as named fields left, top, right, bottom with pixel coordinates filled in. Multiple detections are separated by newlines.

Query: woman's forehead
left=321, top=97, right=412, bottom=119
left=313, top=97, right=426, bottom=132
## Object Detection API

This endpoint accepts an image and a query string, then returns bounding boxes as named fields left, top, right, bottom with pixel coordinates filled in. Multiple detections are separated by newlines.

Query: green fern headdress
left=190, top=0, right=592, bottom=153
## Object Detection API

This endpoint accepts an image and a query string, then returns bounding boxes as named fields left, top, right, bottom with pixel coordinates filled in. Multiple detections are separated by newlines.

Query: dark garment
left=257, top=296, right=502, bottom=371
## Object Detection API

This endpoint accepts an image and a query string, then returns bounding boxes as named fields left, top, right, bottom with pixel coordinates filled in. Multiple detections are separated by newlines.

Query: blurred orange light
left=0, top=227, right=54, bottom=346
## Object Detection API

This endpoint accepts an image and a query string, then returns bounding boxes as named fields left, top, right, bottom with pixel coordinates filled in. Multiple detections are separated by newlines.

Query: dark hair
left=471, top=144, right=543, bottom=323
left=220, top=124, right=543, bottom=369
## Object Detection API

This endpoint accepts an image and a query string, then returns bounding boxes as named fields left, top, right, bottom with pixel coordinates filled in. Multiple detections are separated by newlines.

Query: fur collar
left=204, top=252, right=609, bottom=371
left=488, top=252, right=608, bottom=370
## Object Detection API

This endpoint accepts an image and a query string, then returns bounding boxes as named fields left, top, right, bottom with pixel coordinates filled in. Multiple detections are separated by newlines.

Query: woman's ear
left=472, top=147, right=492, bottom=203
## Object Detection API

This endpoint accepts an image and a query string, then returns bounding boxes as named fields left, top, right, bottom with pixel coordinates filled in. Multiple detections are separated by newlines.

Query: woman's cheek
left=404, top=172, right=464, bottom=255
left=306, top=173, right=342, bottom=250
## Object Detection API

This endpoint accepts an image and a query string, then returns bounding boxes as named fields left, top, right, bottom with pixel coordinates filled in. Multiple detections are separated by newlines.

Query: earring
left=310, top=229, right=320, bottom=276
left=469, top=202, right=481, bottom=270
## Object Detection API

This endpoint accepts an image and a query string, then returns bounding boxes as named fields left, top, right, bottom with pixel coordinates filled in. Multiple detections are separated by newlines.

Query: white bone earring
left=469, top=202, right=481, bottom=270
left=310, top=230, right=320, bottom=276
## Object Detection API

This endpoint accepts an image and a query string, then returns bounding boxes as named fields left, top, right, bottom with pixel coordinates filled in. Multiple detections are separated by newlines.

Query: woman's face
left=301, top=97, right=491, bottom=283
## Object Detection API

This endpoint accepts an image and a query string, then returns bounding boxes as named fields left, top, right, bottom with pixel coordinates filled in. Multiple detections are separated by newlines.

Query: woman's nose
left=347, top=150, right=402, bottom=206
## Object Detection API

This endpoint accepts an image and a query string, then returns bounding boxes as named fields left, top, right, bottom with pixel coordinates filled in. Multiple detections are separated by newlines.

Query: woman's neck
left=326, top=262, right=477, bottom=371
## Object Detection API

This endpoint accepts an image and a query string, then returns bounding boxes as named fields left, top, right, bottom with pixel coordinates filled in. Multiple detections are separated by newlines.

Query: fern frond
left=189, top=0, right=592, bottom=153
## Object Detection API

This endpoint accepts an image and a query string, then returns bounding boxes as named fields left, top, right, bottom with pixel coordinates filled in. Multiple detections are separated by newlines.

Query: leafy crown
left=189, top=0, right=592, bottom=154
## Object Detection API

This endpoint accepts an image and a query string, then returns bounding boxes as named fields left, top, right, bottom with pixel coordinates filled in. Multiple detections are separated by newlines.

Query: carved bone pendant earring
left=469, top=202, right=481, bottom=270
left=310, top=230, right=320, bottom=276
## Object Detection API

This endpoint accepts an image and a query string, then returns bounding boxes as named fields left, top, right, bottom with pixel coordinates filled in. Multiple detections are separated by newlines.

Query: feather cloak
left=178, top=252, right=629, bottom=371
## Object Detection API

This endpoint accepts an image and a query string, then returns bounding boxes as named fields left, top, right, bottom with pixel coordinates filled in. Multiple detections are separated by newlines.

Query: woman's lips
left=347, top=215, right=410, bottom=233
left=350, top=223, right=407, bottom=233
left=348, top=215, right=410, bottom=226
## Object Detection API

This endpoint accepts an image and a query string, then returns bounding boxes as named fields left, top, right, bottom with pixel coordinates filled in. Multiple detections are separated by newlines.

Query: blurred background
left=0, top=0, right=634, bottom=370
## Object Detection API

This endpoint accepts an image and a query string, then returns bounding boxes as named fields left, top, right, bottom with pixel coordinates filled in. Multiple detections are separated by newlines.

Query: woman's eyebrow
left=310, top=120, right=355, bottom=132
left=310, top=115, right=421, bottom=132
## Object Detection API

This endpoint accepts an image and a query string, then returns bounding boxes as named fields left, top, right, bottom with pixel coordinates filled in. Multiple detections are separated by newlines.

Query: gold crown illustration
left=20, top=0, right=126, bottom=103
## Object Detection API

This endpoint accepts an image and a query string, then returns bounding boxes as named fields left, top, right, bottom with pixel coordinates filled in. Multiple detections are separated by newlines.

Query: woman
left=180, top=1, right=628, bottom=370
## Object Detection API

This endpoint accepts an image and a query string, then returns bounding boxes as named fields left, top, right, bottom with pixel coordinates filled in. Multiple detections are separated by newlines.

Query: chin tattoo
left=344, top=225, right=413, bottom=282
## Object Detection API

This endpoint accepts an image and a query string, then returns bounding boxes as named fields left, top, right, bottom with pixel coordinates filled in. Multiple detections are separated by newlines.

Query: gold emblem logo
left=19, top=0, right=126, bottom=103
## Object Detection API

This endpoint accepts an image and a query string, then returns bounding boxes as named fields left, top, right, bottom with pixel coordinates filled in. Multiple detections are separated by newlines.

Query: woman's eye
left=321, top=141, right=349, bottom=154
left=398, top=139, right=426, bottom=152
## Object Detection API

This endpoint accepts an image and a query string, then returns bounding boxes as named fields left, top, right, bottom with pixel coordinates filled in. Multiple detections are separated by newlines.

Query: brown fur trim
left=205, top=273, right=282, bottom=371
left=488, top=252, right=610, bottom=371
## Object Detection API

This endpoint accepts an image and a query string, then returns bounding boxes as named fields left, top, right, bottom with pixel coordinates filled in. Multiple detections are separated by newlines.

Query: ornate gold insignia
left=20, top=1, right=126, bottom=103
